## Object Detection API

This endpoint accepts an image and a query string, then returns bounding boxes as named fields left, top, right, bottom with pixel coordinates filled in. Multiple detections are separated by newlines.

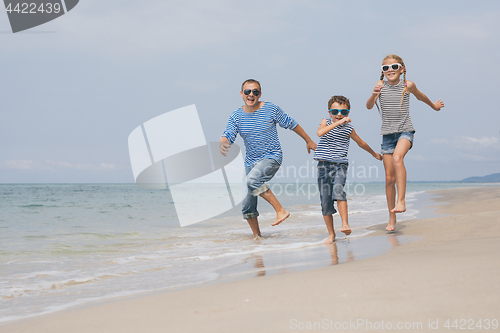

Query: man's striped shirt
left=313, top=119, right=353, bottom=163
left=222, top=102, right=298, bottom=167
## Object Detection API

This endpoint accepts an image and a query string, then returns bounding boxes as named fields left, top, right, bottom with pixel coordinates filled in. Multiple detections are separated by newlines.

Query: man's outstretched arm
left=292, top=125, right=317, bottom=154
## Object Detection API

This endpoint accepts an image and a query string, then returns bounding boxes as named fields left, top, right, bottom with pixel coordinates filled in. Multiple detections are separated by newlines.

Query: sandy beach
left=1, top=186, right=499, bottom=333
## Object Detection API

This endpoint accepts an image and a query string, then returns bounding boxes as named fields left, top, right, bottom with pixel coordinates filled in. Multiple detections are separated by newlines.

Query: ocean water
left=0, top=182, right=485, bottom=323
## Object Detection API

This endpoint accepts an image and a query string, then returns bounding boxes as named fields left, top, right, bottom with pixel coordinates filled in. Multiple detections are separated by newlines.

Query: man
left=220, top=79, right=317, bottom=240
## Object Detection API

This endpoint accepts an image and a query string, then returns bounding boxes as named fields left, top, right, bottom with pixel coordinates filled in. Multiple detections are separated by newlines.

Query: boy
left=314, top=95, right=382, bottom=243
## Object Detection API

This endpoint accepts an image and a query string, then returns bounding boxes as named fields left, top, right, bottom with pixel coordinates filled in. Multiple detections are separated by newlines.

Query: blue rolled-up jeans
left=242, top=158, right=280, bottom=219
left=317, top=160, right=348, bottom=216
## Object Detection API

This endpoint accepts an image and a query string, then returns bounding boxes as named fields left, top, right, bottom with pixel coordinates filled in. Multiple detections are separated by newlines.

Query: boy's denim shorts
left=381, top=131, right=415, bottom=154
left=317, top=161, right=348, bottom=216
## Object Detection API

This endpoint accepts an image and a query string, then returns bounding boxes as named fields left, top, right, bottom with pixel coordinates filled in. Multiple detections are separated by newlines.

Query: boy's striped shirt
left=313, top=119, right=353, bottom=163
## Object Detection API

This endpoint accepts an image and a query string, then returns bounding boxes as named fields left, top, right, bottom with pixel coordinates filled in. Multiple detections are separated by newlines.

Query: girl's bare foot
left=390, top=201, right=406, bottom=213
left=386, top=215, right=396, bottom=232
left=253, top=234, right=262, bottom=241
left=271, top=210, right=290, bottom=226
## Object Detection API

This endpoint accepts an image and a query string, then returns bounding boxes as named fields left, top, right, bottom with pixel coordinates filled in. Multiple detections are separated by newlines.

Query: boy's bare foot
left=253, top=235, right=262, bottom=241
left=271, top=210, right=290, bottom=226
left=386, top=215, right=396, bottom=232
left=390, top=202, right=406, bottom=213
left=341, top=224, right=351, bottom=236
left=324, top=234, right=336, bottom=243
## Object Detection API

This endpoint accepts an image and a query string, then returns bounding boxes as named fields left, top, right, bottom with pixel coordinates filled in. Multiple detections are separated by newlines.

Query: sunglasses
left=329, top=109, right=350, bottom=116
left=243, top=89, right=261, bottom=96
left=381, top=63, right=403, bottom=72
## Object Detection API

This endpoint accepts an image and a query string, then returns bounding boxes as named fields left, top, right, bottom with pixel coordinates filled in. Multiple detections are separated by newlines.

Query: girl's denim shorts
left=381, top=131, right=415, bottom=154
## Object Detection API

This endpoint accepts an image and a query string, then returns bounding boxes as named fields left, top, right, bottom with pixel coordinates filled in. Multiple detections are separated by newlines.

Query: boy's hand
left=373, top=153, right=382, bottom=161
left=433, top=99, right=444, bottom=111
left=338, top=117, right=351, bottom=125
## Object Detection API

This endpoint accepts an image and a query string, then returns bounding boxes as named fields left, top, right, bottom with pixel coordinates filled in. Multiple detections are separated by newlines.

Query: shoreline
left=212, top=191, right=429, bottom=285
left=0, top=191, right=425, bottom=325
left=0, top=186, right=432, bottom=325
left=0, top=185, right=429, bottom=325
left=2, top=185, right=499, bottom=332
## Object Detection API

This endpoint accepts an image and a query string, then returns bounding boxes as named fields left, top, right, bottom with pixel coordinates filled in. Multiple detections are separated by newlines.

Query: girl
left=366, top=54, right=444, bottom=232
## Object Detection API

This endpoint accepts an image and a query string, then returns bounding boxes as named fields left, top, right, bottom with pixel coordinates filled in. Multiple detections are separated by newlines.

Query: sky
left=1, top=0, right=499, bottom=183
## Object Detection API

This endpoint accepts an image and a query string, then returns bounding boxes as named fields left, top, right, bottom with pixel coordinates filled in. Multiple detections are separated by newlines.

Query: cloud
left=3, top=0, right=336, bottom=59
left=430, top=138, right=448, bottom=145
left=99, top=163, right=116, bottom=170
left=460, top=136, right=499, bottom=147
left=45, top=0, right=295, bottom=59
left=432, top=136, right=500, bottom=149
left=454, top=136, right=500, bottom=151
left=2, top=160, right=34, bottom=170
left=45, top=160, right=117, bottom=170
left=0, top=160, right=118, bottom=171
left=456, top=152, right=499, bottom=162
left=403, top=11, right=500, bottom=43
left=431, top=135, right=500, bottom=162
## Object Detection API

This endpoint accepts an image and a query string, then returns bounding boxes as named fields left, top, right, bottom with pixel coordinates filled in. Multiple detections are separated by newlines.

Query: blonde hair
left=376, top=54, right=408, bottom=113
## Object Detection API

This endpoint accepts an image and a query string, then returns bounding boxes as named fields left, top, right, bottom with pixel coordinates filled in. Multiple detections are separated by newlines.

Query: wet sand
left=2, top=186, right=499, bottom=333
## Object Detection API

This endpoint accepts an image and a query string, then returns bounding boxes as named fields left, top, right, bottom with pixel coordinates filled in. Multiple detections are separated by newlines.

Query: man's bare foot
left=386, top=216, right=396, bottom=232
left=341, top=224, right=351, bottom=236
left=390, top=202, right=406, bottom=213
left=271, top=210, right=290, bottom=226
left=324, top=234, right=335, bottom=243
left=253, top=235, right=262, bottom=241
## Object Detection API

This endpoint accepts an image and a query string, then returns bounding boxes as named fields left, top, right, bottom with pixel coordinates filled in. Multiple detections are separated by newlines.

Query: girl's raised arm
left=406, top=80, right=444, bottom=111
left=366, top=80, right=384, bottom=109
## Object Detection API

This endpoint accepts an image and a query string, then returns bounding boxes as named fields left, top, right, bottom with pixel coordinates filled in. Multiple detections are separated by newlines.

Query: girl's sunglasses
left=243, top=89, right=261, bottom=96
left=381, top=63, right=402, bottom=72
left=329, top=109, right=350, bottom=116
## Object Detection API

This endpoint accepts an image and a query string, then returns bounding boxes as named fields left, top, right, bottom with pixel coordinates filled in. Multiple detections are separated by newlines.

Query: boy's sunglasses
left=329, top=109, right=350, bottom=116
left=243, top=89, right=261, bottom=96
left=381, top=63, right=402, bottom=72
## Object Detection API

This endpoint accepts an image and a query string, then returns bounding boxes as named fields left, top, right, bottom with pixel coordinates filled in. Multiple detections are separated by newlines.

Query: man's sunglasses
left=381, top=63, right=402, bottom=72
left=329, top=109, right=350, bottom=116
left=243, top=89, right=261, bottom=96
